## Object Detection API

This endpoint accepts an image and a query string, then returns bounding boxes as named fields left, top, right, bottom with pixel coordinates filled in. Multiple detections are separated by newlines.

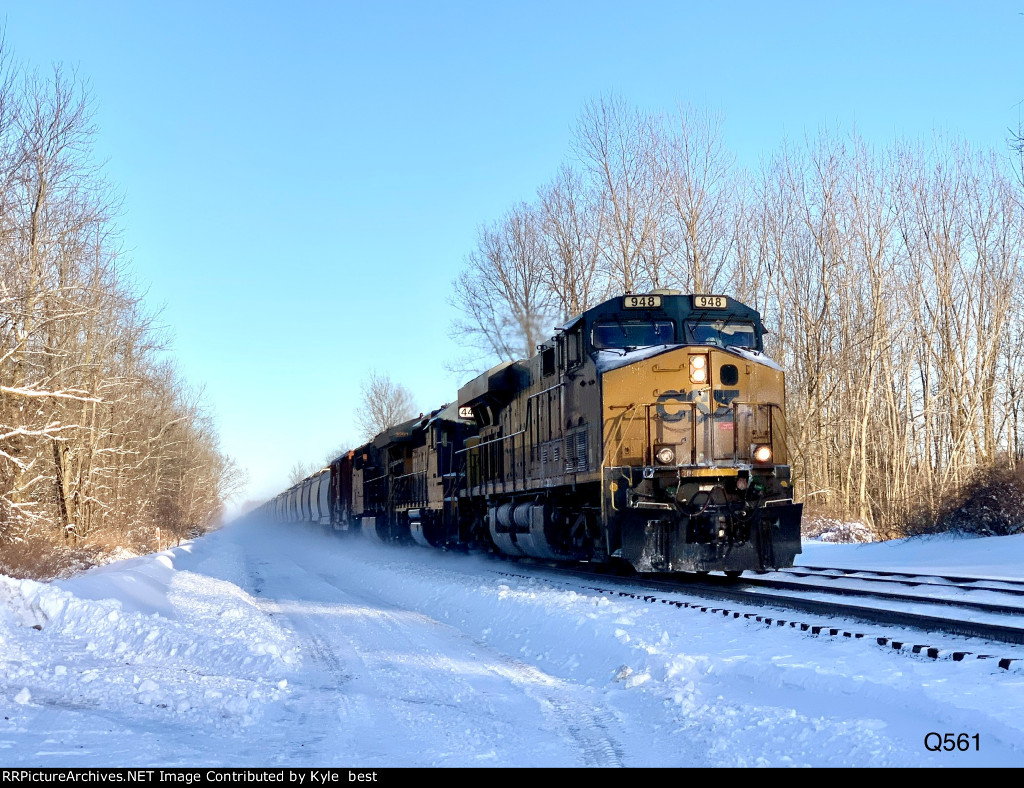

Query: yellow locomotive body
left=459, top=291, right=802, bottom=575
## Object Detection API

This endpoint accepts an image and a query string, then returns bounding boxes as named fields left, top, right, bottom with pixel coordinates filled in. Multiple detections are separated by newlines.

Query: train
left=255, top=290, right=802, bottom=577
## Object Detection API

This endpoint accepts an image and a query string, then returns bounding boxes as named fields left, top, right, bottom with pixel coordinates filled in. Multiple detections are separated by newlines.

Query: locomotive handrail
left=392, top=469, right=427, bottom=481
left=456, top=428, right=528, bottom=493
left=603, top=401, right=701, bottom=466
left=602, top=401, right=649, bottom=467
left=526, top=381, right=564, bottom=482
left=454, top=429, right=526, bottom=453
left=527, top=381, right=564, bottom=400
left=728, top=400, right=787, bottom=464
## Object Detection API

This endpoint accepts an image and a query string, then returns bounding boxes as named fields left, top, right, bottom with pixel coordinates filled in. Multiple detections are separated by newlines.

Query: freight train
left=256, top=291, right=802, bottom=576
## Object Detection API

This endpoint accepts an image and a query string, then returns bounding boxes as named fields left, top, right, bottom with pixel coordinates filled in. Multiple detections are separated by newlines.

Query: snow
left=593, top=344, right=783, bottom=374
left=2, top=520, right=1024, bottom=767
left=594, top=344, right=676, bottom=372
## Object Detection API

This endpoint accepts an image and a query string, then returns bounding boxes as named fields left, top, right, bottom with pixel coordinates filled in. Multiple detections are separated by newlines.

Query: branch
left=0, top=385, right=103, bottom=403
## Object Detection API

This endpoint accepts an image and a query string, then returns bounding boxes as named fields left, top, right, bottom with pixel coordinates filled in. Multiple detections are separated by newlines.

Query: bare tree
left=662, top=104, right=738, bottom=293
left=355, top=371, right=416, bottom=442
left=1, top=64, right=109, bottom=537
left=573, top=94, right=667, bottom=293
left=288, top=461, right=317, bottom=485
left=448, top=203, right=556, bottom=374
left=1011, top=115, right=1024, bottom=202
left=537, top=164, right=610, bottom=320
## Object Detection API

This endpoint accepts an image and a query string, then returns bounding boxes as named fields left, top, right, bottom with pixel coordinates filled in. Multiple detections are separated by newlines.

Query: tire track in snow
left=482, top=652, right=626, bottom=767
left=311, top=570, right=626, bottom=767
left=235, top=554, right=365, bottom=764
left=238, top=534, right=627, bottom=766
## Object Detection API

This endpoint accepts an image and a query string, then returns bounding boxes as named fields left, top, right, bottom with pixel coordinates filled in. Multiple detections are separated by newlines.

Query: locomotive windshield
left=684, top=320, right=758, bottom=350
left=592, top=320, right=675, bottom=350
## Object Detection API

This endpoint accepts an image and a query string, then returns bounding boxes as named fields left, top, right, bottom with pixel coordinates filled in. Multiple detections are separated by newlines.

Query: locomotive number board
left=623, top=295, right=662, bottom=309
left=692, top=295, right=728, bottom=309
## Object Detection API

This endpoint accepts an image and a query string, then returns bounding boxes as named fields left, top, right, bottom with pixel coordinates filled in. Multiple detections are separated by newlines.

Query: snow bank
left=0, top=538, right=297, bottom=732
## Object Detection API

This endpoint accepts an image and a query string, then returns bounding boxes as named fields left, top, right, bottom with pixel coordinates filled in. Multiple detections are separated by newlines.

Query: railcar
left=258, top=291, right=802, bottom=576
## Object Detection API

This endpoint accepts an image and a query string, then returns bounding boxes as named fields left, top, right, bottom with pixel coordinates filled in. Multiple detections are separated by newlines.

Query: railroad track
left=780, top=564, right=1024, bottom=598
left=737, top=567, right=1024, bottom=621
left=489, top=557, right=1024, bottom=670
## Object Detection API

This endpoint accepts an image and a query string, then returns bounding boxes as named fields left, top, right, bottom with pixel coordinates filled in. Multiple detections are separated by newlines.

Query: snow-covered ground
left=2, top=518, right=1024, bottom=768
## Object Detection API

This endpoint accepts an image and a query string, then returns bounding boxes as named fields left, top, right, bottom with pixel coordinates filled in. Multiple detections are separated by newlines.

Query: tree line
left=0, top=45, right=242, bottom=573
left=450, top=95, right=1024, bottom=537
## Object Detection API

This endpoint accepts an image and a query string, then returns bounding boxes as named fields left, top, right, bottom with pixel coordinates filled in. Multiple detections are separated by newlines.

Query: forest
left=0, top=49, right=241, bottom=576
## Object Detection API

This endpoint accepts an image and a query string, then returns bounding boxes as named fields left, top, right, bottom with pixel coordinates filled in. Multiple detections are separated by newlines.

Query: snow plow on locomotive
left=259, top=291, right=802, bottom=577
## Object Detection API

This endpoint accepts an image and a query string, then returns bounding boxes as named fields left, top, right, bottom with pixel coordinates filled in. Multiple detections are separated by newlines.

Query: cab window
left=565, top=328, right=583, bottom=367
left=542, top=346, right=556, bottom=377
left=592, top=320, right=675, bottom=350
left=684, top=320, right=758, bottom=350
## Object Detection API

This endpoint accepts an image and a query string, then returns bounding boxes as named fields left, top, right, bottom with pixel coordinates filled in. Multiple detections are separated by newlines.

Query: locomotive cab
left=592, top=293, right=802, bottom=573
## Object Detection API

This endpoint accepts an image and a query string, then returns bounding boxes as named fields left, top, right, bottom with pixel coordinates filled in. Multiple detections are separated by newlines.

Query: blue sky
left=5, top=2, right=1022, bottom=514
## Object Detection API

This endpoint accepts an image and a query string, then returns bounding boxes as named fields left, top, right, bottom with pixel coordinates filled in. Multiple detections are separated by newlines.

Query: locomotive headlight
left=655, top=446, right=676, bottom=465
left=689, top=354, right=709, bottom=384
left=752, top=444, right=773, bottom=463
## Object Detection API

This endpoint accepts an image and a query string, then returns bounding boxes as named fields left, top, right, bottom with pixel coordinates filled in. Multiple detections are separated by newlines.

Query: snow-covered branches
left=0, top=45, right=241, bottom=558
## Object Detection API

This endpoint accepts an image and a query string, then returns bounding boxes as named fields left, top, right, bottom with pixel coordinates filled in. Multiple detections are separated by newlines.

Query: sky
left=2, top=523, right=1024, bottom=767
left=3, top=2, right=1022, bottom=514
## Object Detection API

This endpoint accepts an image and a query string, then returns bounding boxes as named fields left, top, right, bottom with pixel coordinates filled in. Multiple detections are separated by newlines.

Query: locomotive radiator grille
left=564, top=430, right=589, bottom=473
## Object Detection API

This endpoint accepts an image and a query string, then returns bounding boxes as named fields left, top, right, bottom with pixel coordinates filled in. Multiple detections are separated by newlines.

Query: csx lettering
left=656, top=390, right=741, bottom=424
left=656, top=390, right=694, bottom=422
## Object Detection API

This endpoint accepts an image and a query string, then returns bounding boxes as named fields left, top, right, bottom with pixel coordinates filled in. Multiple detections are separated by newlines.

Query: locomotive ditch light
left=689, top=354, right=709, bottom=384
left=655, top=446, right=676, bottom=465
left=752, top=444, right=773, bottom=464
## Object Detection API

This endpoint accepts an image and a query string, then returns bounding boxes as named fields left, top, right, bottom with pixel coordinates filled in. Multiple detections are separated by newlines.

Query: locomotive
left=258, top=291, right=802, bottom=576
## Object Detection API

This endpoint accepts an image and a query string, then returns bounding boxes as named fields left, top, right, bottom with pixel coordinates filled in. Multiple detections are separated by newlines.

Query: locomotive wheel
left=724, top=570, right=743, bottom=579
